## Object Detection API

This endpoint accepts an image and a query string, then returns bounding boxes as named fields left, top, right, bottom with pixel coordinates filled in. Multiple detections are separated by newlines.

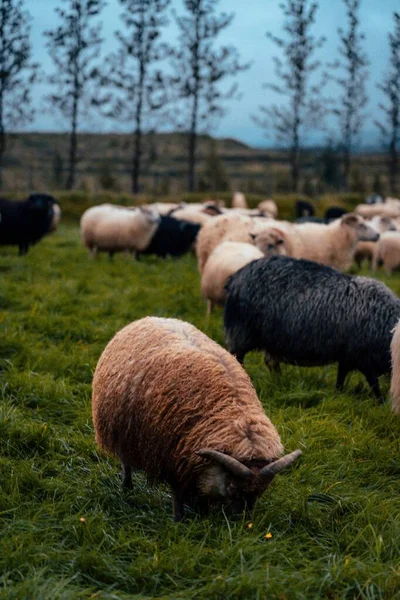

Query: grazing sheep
left=0, top=193, right=60, bottom=255
left=92, top=317, right=302, bottom=521
left=201, top=229, right=287, bottom=314
left=224, top=256, right=400, bottom=400
left=258, top=199, right=278, bottom=218
left=138, top=216, right=200, bottom=258
left=232, top=192, right=247, bottom=209
left=356, top=202, right=400, bottom=219
left=295, top=200, right=314, bottom=218
left=196, top=213, right=273, bottom=273
left=167, top=205, right=214, bottom=226
left=373, top=231, right=400, bottom=273
left=80, top=204, right=160, bottom=258
left=390, top=320, right=400, bottom=414
left=145, top=202, right=183, bottom=215
left=201, top=242, right=264, bottom=314
left=354, top=217, right=396, bottom=269
left=280, top=213, right=379, bottom=271
left=324, top=206, right=347, bottom=222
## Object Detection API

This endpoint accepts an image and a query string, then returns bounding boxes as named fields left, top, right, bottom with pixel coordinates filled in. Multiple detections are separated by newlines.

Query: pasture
left=1, top=224, right=400, bottom=599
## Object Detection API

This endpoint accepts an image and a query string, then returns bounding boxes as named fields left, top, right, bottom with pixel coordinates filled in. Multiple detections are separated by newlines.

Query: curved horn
left=259, top=449, right=302, bottom=479
left=197, top=449, right=253, bottom=479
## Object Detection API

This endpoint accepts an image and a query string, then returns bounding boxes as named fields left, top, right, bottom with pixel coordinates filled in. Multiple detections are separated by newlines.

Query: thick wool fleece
left=196, top=213, right=273, bottom=273
left=374, top=232, right=400, bottom=273
left=224, top=255, right=400, bottom=394
left=201, top=241, right=264, bottom=307
left=80, top=204, right=159, bottom=253
left=92, top=317, right=283, bottom=495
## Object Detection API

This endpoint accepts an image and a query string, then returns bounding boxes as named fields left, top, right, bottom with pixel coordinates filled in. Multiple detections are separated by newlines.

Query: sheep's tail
left=390, top=319, right=400, bottom=414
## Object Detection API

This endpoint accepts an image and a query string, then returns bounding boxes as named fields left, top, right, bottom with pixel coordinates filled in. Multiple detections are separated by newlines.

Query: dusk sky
left=28, top=0, right=398, bottom=147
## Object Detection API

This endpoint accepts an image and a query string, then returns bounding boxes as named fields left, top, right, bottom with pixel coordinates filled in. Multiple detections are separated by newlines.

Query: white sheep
left=354, top=216, right=397, bottom=269
left=356, top=202, right=400, bottom=219
left=277, top=213, right=379, bottom=271
left=258, top=199, right=278, bottom=218
left=373, top=231, right=400, bottom=273
left=201, top=242, right=264, bottom=315
left=201, top=229, right=288, bottom=315
left=80, top=203, right=160, bottom=258
left=232, top=192, right=247, bottom=209
left=196, top=213, right=274, bottom=273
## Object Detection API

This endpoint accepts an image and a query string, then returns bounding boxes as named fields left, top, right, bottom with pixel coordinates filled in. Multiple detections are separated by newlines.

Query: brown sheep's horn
left=197, top=449, right=253, bottom=479
left=259, top=450, right=302, bottom=479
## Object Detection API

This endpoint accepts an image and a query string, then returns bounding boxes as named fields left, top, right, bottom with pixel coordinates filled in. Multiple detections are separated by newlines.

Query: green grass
left=1, top=225, right=400, bottom=600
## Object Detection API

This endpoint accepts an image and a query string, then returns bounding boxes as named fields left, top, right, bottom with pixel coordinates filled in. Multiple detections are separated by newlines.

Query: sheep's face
left=252, top=228, right=286, bottom=257
left=139, top=206, right=161, bottom=225
left=196, top=449, right=302, bottom=516
left=196, top=463, right=272, bottom=515
left=341, top=214, right=380, bottom=242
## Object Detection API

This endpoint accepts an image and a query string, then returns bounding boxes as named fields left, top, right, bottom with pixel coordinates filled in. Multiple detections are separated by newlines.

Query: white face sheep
left=80, top=204, right=160, bottom=258
left=92, top=317, right=302, bottom=521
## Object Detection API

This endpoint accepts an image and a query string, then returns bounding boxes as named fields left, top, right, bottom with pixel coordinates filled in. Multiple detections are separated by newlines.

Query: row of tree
left=0, top=0, right=399, bottom=194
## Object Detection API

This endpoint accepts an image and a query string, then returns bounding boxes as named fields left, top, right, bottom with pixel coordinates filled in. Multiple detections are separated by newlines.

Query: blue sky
left=28, top=0, right=398, bottom=147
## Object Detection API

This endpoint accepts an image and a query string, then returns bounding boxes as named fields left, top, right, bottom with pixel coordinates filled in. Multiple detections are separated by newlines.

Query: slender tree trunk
left=187, top=7, right=201, bottom=193
left=66, top=101, right=78, bottom=190
left=132, top=65, right=145, bottom=195
left=389, top=134, right=398, bottom=194
left=188, top=93, right=198, bottom=192
left=291, top=107, right=300, bottom=193
left=343, top=146, right=351, bottom=190
left=0, top=101, right=4, bottom=191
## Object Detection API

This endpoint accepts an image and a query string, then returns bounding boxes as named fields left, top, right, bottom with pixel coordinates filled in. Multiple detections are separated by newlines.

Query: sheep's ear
left=341, top=213, right=358, bottom=226
left=249, top=233, right=257, bottom=241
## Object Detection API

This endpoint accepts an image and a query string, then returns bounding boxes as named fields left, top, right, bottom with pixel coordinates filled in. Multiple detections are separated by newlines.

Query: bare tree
left=255, top=0, right=326, bottom=193
left=97, top=0, right=170, bottom=195
left=375, top=12, right=400, bottom=195
left=0, top=0, right=37, bottom=189
left=45, top=0, right=105, bottom=190
left=332, top=0, right=369, bottom=188
left=172, top=0, right=249, bottom=192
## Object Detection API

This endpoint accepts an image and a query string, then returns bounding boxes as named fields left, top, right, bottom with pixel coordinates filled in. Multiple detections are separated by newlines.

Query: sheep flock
left=3, top=190, right=400, bottom=522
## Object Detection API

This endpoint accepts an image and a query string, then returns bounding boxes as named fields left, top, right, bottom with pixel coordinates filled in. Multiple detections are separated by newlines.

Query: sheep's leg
left=206, top=300, right=214, bottom=317
left=121, top=464, right=132, bottom=489
left=89, top=247, right=97, bottom=259
left=264, top=353, right=281, bottom=374
left=172, top=491, right=185, bottom=522
left=108, top=251, right=114, bottom=261
left=336, top=362, right=350, bottom=392
left=364, top=372, right=384, bottom=403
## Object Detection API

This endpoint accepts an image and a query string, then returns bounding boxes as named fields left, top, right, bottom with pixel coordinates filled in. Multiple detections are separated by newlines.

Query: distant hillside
left=1, top=131, right=393, bottom=196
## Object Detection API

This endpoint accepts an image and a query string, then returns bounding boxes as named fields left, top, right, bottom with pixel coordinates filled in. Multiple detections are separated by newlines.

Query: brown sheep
left=92, top=317, right=302, bottom=521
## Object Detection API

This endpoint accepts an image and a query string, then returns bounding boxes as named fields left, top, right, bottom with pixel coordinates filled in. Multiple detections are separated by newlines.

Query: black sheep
left=224, top=255, right=400, bottom=400
left=0, top=193, right=59, bottom=255
left=138, top=216, right=200, bottom=258
left=324, top=206, right=347, bottom=222
left=295, top=200, right=314, bottom=218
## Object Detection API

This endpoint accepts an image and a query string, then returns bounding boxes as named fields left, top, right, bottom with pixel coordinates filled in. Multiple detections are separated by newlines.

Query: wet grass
left=0, top=225, right=400, bottom=599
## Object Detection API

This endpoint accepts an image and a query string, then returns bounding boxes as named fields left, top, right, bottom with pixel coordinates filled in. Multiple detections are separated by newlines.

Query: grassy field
left=1, top=225, right=400, bottom=600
